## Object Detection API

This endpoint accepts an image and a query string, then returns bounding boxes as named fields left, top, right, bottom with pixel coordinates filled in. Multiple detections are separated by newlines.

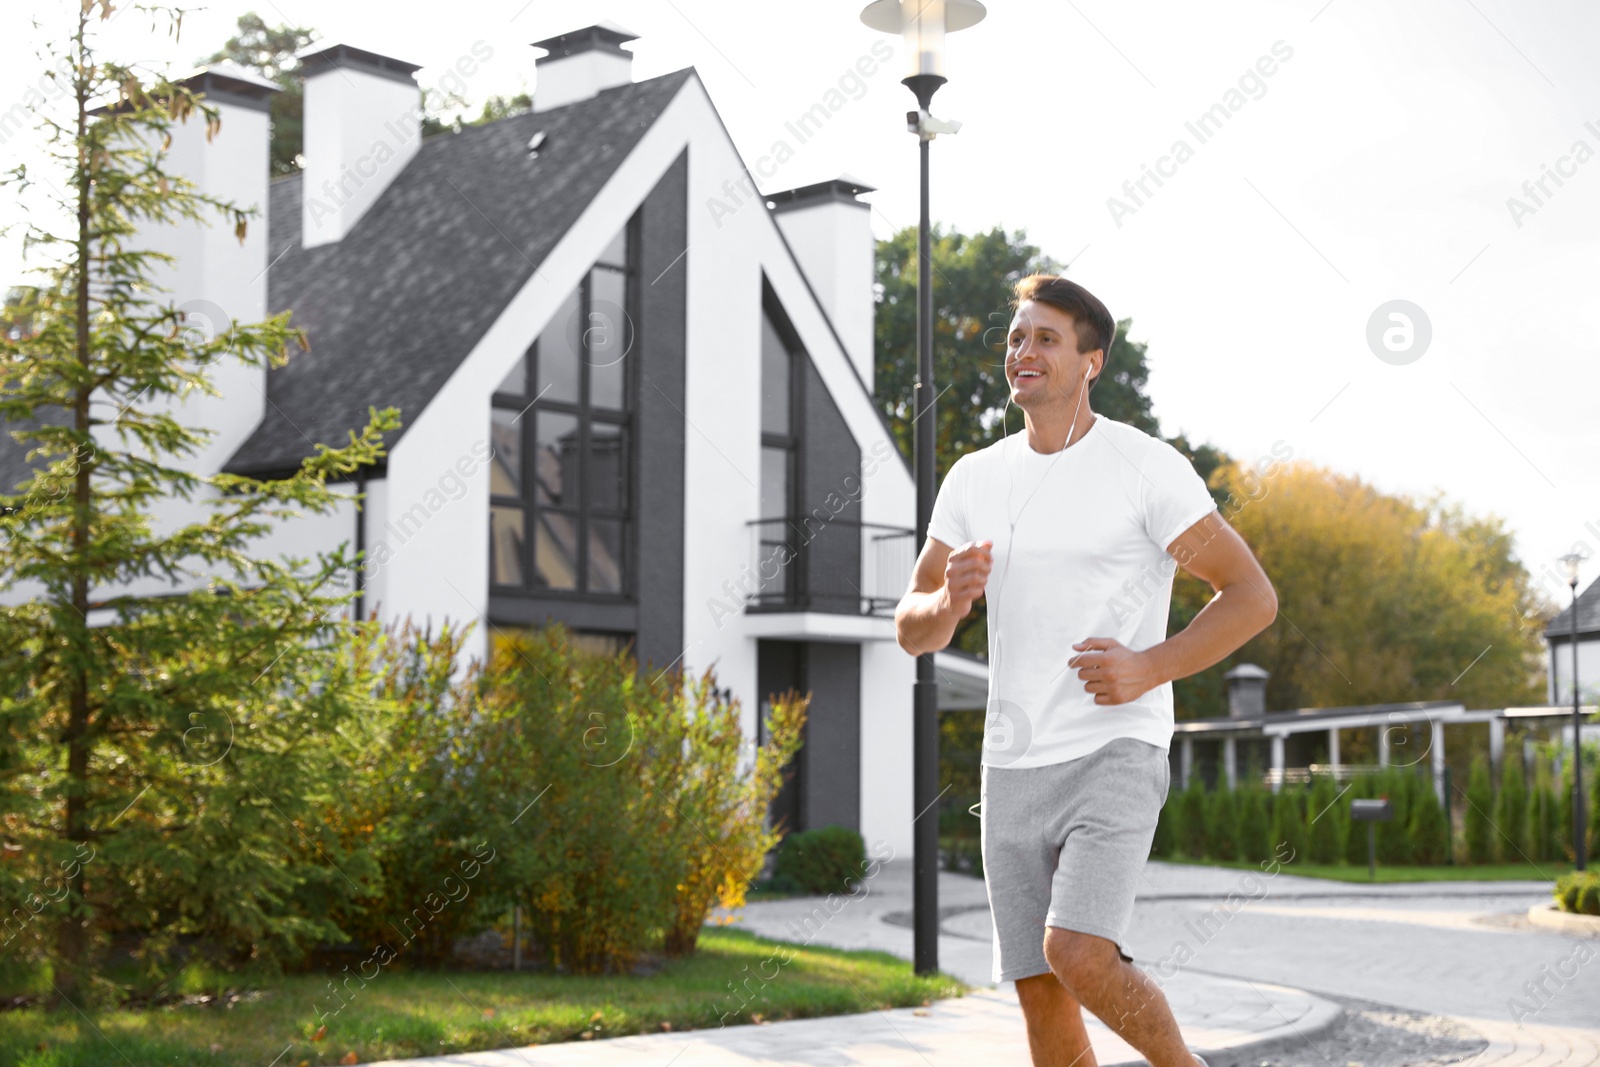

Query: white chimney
left=767, top=175, right=878, bottom=395
left=531, top=22, right=638, bottom=112
left=145, top=63, right=280, bottom=471
left=297, top=43, right=423, bottom=249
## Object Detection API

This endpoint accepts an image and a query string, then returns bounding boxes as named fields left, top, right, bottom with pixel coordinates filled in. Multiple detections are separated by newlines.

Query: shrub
left=773, top=825, right=867, bottom=895
left=941, top=836, right=983, bottom=877
left=1270, top=783, right=1305, bottom=862
left=1150, top=784, right=1179, bottom=860
left=1305, top=775, right=1345, bottom=864
left=1530, top=758, right=1558, bottom=863
left=1374, top=768, right=1414, bottom=865
left=661, top=679, right=805, bottom=956
left=1178, top=777, right=1209, bottom=860
left=1493, top=750, right=1528, bottom=863
left=1237, top=785, right=1272, bottom=864
left=1464, top=755, right=1494, bottom=864
left=1408, top=779, right=1450, bottom=865
left=1208, top=787, right=1242, bottom=862
left=1554, top=871, right=1600, bottom=916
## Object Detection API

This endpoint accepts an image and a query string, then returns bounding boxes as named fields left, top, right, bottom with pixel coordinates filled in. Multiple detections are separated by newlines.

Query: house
left=0, top=22, right=1001, bottom=856
left=1546, top=576, right=1600, bottom=707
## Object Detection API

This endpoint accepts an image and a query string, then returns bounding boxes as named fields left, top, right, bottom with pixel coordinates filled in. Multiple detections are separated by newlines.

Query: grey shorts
left=979, top=736, right=1170, bottom=983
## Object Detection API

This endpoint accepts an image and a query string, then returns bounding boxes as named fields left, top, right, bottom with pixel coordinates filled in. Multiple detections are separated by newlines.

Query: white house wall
left=370, top=70, right=917, bottom=853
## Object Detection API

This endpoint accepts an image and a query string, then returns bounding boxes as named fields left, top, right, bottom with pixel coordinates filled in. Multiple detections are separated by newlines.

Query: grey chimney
left=1225, top=663, right=1269, bottom=719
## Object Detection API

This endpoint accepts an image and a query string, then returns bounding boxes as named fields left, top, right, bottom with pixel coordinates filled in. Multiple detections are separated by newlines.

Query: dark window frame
left=490, top=211, right=640, bottom=600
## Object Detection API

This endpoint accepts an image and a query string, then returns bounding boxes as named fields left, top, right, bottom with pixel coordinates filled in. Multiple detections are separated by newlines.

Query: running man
left=894, top=274, right=1278, bottom=1067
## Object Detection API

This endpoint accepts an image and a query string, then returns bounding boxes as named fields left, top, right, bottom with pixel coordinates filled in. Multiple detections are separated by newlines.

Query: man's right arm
left=894, top=537, right=992, bottom=656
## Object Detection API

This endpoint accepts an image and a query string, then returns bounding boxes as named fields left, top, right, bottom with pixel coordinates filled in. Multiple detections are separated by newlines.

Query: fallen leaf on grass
left=659, top=1022, right=673, bottom=1032
left=340, top=1052, right=359, bottom=1065
left=311, top=1025, right=327, bottom=1042
left=483, top=1008, right=496, bottom=1019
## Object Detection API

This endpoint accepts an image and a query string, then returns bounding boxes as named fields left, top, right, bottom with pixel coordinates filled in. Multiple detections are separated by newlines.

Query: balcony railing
left=746, top=517, right=915, bottom=618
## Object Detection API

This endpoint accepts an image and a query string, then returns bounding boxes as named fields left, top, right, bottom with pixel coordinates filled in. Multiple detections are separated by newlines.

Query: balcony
left=745, top=517, right=915, bottom=618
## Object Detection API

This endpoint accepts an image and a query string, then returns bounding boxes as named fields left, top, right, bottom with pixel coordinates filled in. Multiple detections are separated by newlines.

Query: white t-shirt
left=926, top=416, right=1218, bottom=769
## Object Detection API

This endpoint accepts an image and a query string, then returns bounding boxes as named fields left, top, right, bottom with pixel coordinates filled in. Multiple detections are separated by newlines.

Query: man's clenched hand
left=1068, top=637, right=1163, bottom=705
left=942, top=540, right=993, bottom=618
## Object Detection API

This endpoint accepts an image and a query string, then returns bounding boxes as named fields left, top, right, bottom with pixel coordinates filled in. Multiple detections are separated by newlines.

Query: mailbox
left=1350, top=795, right=1392, bottom=879
left=1350, top=798, right=1393, bottom=822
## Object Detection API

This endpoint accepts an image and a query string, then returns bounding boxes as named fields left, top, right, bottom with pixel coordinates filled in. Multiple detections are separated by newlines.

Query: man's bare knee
left=1043, top=927, right=1118, bottom=994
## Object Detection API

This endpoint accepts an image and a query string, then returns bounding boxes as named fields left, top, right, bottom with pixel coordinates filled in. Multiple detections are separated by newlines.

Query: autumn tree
left=1183, top=461, right=1550, bottom=716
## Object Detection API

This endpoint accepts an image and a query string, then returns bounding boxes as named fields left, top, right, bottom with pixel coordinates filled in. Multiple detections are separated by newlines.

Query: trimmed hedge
left=773, top=825, right=868, bottom=895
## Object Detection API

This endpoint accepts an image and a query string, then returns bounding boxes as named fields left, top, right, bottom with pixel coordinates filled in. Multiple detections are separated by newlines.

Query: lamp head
left=1560, top=551, right=1585, bottom=587
left=861, top=0, right=987, bottom=81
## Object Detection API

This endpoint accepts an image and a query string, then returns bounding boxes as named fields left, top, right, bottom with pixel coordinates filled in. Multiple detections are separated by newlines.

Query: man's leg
left=1014, top=971, right=1097, bottom=1067
left=1044, top=926, right=1195, bottom=1067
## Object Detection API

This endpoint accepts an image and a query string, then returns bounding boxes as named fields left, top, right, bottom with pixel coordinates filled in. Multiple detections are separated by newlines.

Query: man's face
left=1005, top=299, right=1098, bottom=407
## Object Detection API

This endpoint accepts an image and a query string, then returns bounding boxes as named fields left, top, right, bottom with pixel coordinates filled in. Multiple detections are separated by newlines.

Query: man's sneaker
left=1192, top=1055, right=1210, bottom=1067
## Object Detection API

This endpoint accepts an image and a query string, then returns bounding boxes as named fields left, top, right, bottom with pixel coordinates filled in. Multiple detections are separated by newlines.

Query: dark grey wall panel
left=633, top=149, right=689, bottom=677
left=799, top=640, right=861, bottom=833
left=798, top=356, right=862, bottom=614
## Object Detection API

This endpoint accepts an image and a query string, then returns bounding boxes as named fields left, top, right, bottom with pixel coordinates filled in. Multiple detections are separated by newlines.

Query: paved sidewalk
left=368, top=860, right=1342, bottom=1067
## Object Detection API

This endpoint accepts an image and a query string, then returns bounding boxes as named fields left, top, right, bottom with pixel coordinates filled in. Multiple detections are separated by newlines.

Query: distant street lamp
left=1560, top=552, right=1586, bottom=871
left=860, top=0, right=986, bottom=977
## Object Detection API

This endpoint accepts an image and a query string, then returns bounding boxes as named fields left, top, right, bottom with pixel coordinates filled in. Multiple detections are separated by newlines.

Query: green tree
left=202, top=12, right=315, bottom=176
left=1463, top=755, right=1495, bottom=864
left=1270, top=784, right=1305, bottom=863
left=1375, top=769, right=1415, bottom=865
left=0, top=3, right=397, bottom=996
left=1237, top=782, right=1271, bottom=863
left=1178, top=776, right=1208, bottom=859
left=1305, top=774, right=1346, bottom=864
left=1208, top=785, right=1241, bottom=861
left=1531, top=754, right=1558, bottom=863
left=1493, top=747, right=1529, bottom=863
left=1408, top=778, right=1450, bottom=865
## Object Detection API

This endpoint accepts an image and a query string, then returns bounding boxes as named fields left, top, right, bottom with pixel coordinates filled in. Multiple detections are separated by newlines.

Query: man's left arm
left=1070, top=511, right=1278, bottom=705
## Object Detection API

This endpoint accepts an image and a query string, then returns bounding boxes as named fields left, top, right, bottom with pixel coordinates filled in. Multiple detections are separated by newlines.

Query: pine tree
left=1237, top=783, right=1271, bottom=864
left=1374, top=768, right=1414, bottom=865
left=1408, top=777, right=1450, bottom=865
left=1493, top=747, right=1529, bottom=863
left=1530, top=755, right=1556, bottom=863
left=0, top=3, right=399, bottom=996
left=1463, top=755, right=1495, bottom=864
left=1270, top=782, right=1306, bottom=863
left=1305, top=774, right=1346, bottom=864
left=1209, top=785, right=1241, bottom=862
left=1179, top=776, right=1209, bottom=860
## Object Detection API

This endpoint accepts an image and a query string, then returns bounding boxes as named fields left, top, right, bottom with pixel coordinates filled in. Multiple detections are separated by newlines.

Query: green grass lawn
left=0, top=928, right=966, bottom=1067
left=1159, top=855, right=1571, bottom=884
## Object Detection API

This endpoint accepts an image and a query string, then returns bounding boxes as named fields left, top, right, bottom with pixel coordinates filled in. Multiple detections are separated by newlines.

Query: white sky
left=2, top=0, right=1596, bottom=606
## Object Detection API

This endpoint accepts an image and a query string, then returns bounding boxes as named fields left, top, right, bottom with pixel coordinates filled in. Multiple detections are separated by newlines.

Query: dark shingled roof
left=224, top=67, right=695, bottom=475
left=1547, top=577, right=1600, bottom=640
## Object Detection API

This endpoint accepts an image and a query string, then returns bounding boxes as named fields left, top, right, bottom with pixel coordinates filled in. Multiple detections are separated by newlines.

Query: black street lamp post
left=860, top=0, right=986, bottom=976
left=1561, top=552, right=1586, bottom=871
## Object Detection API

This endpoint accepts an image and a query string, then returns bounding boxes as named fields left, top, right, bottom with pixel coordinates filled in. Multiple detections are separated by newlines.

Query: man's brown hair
left=1009, top=274, right=1115, bottom=382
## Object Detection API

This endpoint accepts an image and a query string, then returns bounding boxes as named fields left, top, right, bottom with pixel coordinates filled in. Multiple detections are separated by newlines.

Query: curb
left=1103, top=978, right=1344, bottom=1067
left=1526, top=902, right=1600, bottom=938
